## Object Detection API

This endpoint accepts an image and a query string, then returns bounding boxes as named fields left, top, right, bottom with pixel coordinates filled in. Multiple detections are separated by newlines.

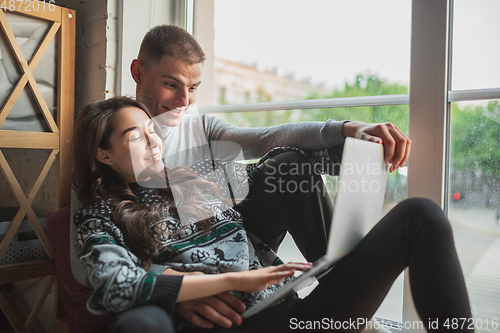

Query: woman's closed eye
left=128, top=130, right=143, bottom=142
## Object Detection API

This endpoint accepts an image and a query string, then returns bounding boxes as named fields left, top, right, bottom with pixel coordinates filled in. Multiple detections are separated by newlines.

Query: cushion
left=45, top=209, right=109, bottom=333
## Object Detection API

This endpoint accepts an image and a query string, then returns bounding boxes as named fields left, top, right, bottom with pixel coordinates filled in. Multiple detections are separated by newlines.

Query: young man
left=130, top=25, right=411, bottom=330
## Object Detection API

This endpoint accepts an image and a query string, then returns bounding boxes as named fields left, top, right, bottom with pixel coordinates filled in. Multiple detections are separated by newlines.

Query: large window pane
left=213, top=0, right=411, bottom=105
left=448, top=99, right=500, bottom=329
left=451, top=0, right=500, bottom=90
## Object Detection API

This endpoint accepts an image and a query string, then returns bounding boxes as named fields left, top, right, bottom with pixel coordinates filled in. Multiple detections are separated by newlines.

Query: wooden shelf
left=0, top=3, right=75, bottom=332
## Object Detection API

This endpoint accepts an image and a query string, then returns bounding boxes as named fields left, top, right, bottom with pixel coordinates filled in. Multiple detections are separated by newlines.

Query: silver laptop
left=242, top=137, right=388, bottom=318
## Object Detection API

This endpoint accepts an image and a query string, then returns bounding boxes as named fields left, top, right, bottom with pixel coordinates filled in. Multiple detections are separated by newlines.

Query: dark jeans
left=109, top=305, right=176, bottom=333
left=238, top=198, right=473, bottom=332
left=110, top=198, right=473, bottom=332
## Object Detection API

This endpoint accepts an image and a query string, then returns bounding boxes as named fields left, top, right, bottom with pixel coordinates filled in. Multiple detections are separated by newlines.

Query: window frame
left=191, top=0, right=500, bottom=331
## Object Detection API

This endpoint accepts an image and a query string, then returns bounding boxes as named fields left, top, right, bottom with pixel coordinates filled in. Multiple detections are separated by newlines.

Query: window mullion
left=405, top=0, right=451, bottom=331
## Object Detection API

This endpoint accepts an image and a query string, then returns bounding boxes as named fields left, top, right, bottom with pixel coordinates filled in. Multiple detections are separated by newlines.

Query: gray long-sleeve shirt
left=161, top=114, right=346, bottom=167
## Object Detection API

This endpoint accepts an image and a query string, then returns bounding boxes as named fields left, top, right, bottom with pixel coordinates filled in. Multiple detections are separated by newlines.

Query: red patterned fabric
left=45, top=209, right=109, bottom=333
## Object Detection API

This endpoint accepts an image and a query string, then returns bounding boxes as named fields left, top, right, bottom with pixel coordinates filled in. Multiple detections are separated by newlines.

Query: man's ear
left=131, top=59, right=143, bottom=83
left=96, top=148, right=112, bottom=165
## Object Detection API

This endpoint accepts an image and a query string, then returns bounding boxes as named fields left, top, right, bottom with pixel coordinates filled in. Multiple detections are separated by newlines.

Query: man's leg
left=240, top=151, right=334, bottom=262
left=291, top=198, right=473, bottom=332
left=109, top=305, right=176, bottom=333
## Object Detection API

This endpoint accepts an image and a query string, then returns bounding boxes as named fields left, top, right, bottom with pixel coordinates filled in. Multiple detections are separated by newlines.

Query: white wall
left=57, top=0, right=109, bottom=114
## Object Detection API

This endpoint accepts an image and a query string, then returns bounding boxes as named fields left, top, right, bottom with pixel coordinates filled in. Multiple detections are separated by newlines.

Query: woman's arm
left=172, top=263, right=311, bottom=302
left=204, top=115, right=346, bottom=160
left=74, top=202, right=182, bottom=314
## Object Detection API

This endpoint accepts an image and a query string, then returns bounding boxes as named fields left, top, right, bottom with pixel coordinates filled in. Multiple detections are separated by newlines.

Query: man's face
left=135, top=56, right=202, bottom=127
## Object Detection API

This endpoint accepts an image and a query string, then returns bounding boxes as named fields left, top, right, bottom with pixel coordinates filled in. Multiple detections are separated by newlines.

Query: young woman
left=72, top=96, right=474, bottom=332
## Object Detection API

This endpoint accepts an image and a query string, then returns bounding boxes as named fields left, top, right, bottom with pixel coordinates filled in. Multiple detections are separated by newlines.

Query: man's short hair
left=138, top=25, right=206, bottom=69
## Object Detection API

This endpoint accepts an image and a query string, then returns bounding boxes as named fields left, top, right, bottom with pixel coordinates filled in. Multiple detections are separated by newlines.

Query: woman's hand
left=227, top=262, right=312, bottom=293
left=176, top=262, right=311, bottom=303
left=174, top=264, right=310, bottom=330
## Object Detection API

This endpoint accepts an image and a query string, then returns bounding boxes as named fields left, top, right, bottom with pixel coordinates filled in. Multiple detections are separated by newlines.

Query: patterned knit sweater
left=74, top=184, right=289, bottom=315
left=74, top=147, right=340, bottom=316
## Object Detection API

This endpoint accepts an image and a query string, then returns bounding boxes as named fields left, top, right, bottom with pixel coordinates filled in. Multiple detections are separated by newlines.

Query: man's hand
left=342, top=121, right=411, bottom=172
left=175, top=292, right=246, bottom=329
left=163, top=268, right=244, bottom=329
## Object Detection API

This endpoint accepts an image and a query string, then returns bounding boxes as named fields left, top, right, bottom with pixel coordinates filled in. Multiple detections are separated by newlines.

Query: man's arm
left=204, top=116, right=411, bottom=171
left=203, top=115, right=346, bottom=160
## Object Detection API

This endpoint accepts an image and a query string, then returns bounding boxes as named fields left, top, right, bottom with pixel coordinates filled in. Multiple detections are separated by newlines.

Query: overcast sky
left=214, top=0, right=500, bottom=92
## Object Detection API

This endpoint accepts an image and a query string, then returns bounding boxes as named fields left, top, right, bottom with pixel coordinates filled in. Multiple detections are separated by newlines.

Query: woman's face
left=97, top=106, right=163, bottom=183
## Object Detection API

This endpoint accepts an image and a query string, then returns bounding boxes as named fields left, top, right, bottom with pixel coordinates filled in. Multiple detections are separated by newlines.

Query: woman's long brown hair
left=72, top=97, right=225, bottom=269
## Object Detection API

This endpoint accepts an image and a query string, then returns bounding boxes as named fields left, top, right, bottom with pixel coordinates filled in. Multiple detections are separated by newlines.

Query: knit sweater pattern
left=74, top=182, right=289, bottom=315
